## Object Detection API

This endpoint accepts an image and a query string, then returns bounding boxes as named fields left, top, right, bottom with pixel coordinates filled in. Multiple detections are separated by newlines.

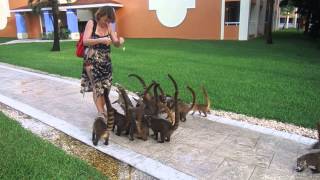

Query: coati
left=146, top=74, right=180, bottom=143
left=176, top=86, right=196, bottom=122
left=191, top=85, right=211, bottom=117
left=296, top=150, right=320, bottom=173
left=311, top=122, right=320, bottom=149
left=112, top=84, right=134, bottom=111
left=91, top=87, right=114, bottom=146
left=110, top=107, right=127, bottom=136
left=120, top=86, right=149, bottom=141
left=92, top=116, right=109, bottom=146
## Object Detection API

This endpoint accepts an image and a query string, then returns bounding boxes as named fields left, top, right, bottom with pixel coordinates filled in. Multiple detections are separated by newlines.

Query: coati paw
left=104, top=141, right=109, bottom=145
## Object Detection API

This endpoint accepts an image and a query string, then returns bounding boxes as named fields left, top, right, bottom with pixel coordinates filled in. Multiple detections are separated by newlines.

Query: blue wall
left=15, top=13, right=27, bottom=33
left=66, top=9, right=79, bottom=33
left=43, top=10, right=53, bottom=33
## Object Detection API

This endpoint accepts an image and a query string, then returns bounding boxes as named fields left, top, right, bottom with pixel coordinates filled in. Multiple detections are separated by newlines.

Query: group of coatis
left=92, top=73, right=211, bottom=145
left=296, top=122, right=320, bottom=173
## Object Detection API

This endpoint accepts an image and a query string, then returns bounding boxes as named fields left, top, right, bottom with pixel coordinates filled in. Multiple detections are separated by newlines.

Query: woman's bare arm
left=108, top=24, right=124, bottom=47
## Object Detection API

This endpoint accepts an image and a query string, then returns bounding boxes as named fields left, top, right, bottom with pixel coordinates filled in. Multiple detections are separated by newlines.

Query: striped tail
left=106, top=109, right=115, bottom=131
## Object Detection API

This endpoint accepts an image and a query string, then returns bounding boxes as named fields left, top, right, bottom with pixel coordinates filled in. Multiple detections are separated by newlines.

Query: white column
left=286, top=15, right=289, bottom=29
left=239, top=0, right=251, bottom=40
left=220, top=0, right=225, bottom=40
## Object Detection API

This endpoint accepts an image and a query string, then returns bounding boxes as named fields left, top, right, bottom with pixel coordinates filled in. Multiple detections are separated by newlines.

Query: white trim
left=17, top=33, right=28, bottom=39
left=11, top=9, right=32, bottom=13
left=65, top=3, right=123, bottom=9
left=10, top=3, right=123, bottom=13
left=70, top=32, right=80, bottom=40
left=220, top=0, right=225, bottom=40
left=224, top=22, right=240, bottom=25
left=239, top=0, right=251, bottom=40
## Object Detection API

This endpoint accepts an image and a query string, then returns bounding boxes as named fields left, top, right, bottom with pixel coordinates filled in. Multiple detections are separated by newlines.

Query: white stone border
left=0, top=93, right=195, bottom=180
left=204, top=113, right=317, bottom=145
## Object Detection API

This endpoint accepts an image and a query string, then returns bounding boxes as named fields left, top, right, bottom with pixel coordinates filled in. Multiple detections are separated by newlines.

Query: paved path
left=0, top=63, right=318, bottom=180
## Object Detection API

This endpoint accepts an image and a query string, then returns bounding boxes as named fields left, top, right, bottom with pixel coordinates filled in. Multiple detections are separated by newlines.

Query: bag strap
left=92, top=19, right=97, bottom=37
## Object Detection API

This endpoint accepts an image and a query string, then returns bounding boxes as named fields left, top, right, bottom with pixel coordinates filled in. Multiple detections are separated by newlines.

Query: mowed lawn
left=0, top=31, right=319, bottom=128
left=0, top=112, right=107, bottom=179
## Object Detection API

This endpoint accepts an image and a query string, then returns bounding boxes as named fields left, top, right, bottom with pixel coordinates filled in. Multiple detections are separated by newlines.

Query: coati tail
left=143, top=81, right=156, bottom=100
left=168, top=74, right=179, bottom=130
left=106, top=110, right=114, bottom=131
left=202, top=85, right=210, bottom=110
left=128, top=74, right=147, bottom=89
left=186, top=86, right=196, bottom=113
left=103, top=88, right=114, bottom=132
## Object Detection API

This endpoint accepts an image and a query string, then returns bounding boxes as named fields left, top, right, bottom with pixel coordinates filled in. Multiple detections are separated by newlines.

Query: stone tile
left=223, top=134, right=260, bottom=148
left=249, top=166, right=294, bottom=180
left=157, top=144, right=224, bottom=178
left=292, top=170, right=314, bottom=180
left=269, top=150, right=298, bottom=174
left=312, top=173, right=320, bottom=180
left=208, top=158, right=255, bottom=180
left=215, top=143, right=274, bottom=168
left=255, top=134, right=280, bottom=153
left=173, top=127, right=228, bottom=153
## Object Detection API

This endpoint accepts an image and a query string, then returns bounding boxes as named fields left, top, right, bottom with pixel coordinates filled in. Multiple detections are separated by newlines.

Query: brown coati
left=112, top=84, right=134, bottom=111
left=153, top=83, right=175, bottom=124
left=110, top=107, right=128, bottom=136
left=175, top=86, right=196, bottom=122
left=120, top=86, right=149, bottom=141
left=296, top=150, right=320, bottom=173
left=191, top=85, right=211, bottom=117
left=311, top=122, right=320, bottom=149
left=142, top=81, right=158, bottom=115
left=92, top=116, right=109, bottom=146
left=91, top=87, right=115, bottom=145
left=145, top=74, right=180, bottom=143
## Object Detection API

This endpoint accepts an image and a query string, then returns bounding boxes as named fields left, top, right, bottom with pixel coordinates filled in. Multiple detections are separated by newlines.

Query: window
left=225, top=1, right=240, bottom=25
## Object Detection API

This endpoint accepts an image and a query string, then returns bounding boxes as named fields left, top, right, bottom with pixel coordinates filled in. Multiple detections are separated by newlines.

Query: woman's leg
left=95, top=95, right=106, bottom=114
left=85, top=65, right=105, bottom=115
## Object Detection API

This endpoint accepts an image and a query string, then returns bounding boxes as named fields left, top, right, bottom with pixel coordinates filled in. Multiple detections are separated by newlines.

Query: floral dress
left=80, top=33, right=112, bottom=97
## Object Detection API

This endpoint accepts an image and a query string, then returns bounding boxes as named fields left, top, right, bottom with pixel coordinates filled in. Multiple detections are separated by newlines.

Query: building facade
left=0, top=0, right=280, bottom=41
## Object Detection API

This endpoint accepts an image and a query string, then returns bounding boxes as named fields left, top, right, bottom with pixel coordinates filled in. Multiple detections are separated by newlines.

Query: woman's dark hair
left=95, top=6, right=115, bottom=23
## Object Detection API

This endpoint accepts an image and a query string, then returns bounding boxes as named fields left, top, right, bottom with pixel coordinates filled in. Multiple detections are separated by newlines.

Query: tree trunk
left=51, top=0, right=60, bottom=51
left=265, top=0, right=274, bottom=44
left=304, top=12, right=311, bottom=35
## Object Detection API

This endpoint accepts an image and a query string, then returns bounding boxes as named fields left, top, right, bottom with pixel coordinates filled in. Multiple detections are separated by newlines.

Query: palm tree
left=265, top=0, right=274, bottom=44
left=28, top=0, right=69, bottom=51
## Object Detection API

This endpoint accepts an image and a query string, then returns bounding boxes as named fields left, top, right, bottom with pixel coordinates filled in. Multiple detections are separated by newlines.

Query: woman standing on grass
left=80, top=6, right=124, bottom=119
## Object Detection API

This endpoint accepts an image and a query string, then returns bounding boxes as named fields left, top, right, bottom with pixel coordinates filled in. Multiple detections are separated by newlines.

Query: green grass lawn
left=0, top=112, right=108, bottom=179
left=0, top=31, right=319, bottom=128
left=0, top=37, right=16, bottom=43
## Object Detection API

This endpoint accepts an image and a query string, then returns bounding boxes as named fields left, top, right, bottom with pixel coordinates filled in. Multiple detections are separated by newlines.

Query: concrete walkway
left=0, top=63, right=318, bottom=180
